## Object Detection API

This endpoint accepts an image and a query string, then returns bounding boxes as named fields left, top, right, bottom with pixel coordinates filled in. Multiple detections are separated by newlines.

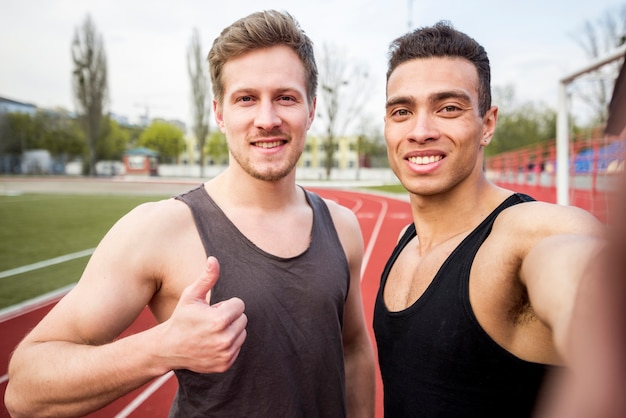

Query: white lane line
left=114, top=372, right=174, bottom=418
left=361, top=197, right=388, bottom=280
left=0, top=249, right=95, bottom=279
left=350, top=198, right=363, bottom=213
left=0, top=284, right=74, bottom=323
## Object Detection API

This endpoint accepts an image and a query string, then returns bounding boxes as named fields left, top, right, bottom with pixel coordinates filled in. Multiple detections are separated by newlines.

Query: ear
left=213, top=100, right=226, bottom=133
left=480, top=105, right=498, bottom=146
left=306, top=97, right=317, bottom=130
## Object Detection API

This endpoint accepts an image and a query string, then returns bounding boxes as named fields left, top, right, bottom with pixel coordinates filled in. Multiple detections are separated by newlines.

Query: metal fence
left=485, top=133, right=625, bottom=223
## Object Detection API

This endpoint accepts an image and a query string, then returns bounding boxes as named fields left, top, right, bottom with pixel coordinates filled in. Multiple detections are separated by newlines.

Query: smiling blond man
left=5, top=11, right=375, bottom=418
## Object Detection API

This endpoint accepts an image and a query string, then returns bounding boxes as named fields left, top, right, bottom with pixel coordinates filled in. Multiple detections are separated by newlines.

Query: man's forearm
left=5, top=328, right=167, bottom=418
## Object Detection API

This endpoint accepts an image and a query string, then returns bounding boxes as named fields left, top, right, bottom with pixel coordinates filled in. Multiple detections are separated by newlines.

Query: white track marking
left=114, top=372, right=174, bottom=418
left=0, top=249, right=95, bottom=279
left=361, top=197, right=388, bottom=280
left=0, top=284, right=74, bottom=323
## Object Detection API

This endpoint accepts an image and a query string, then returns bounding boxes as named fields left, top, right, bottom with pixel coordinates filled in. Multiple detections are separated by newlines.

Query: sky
left=1, top=0, right=624, bottom=135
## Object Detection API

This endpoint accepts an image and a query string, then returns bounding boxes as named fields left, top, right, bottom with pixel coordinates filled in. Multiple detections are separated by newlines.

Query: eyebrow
left=385, top=89, right=472, bottom=110
left=385, top=96, right=415, bottom=110
left=430, top=90, right=472, bottom=104
left=227, top=87, right=306, bottom=101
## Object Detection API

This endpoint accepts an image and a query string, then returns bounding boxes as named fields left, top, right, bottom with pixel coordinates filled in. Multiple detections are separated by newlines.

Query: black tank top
left=170, top=185, right=349, bottom=417
left=373, top=193, right=550, bottom=417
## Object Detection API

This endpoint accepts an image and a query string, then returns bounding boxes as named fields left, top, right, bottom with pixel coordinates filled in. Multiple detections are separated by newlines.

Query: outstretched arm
left=531, top=174, right=626, bottom=418
left=521, top=233, right=606, bottom=361
left=532, top=240, right=626, bottom=418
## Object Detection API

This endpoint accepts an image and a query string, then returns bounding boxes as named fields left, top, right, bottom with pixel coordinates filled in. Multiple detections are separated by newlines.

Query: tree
left=187, top=28, right=211, bottom=177
left=206, top=130, right=228, bottom=165
left=72, top=14, right=108, bottom=176
left=139, top=121, right=186, bottom=163
left=0, top=113, right=35, bottom=154
left=119, top=124, right=145, bottom=151
left=317, top=43, right=371, bottom=179
left=488, top=85, right=557, bottom=157
left=37, top=112, right=85, bottom=159
left=0, top=110, right=86, bottom=174
left=571, top=4, right=626, bottom=124
left=97, top=117, right=130, bottom=161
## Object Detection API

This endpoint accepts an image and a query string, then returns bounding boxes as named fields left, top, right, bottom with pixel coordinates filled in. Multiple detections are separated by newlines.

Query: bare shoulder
left=89, top=197, right=193, bottom=267
left=477, top=198, right=604, bottom=288
left=483, top=199, right=605, bottom=283
left=321, top=196, right=360, bottom=232
left=320, top=196, right=364, bottom=261
left=113, top=195, right=191, bottom=233
left=494, top=199, right=604, bottom=242
left=79, top=195, right=201, bottom=299
left=101, top=195, right=202, bottom=280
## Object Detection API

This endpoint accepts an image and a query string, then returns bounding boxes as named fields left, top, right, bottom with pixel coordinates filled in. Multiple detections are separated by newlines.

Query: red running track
left=0, top=188, right=412, bottom=418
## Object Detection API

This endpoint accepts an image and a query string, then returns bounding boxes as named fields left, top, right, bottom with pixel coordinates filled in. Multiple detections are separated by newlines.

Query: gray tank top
left=169, top=185, right=350, bottom=417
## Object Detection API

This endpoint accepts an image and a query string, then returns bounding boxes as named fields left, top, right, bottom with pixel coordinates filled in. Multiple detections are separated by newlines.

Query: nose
left=407, top=112, right=439, bottom=143
left=254, top=100, right=282, bottom=131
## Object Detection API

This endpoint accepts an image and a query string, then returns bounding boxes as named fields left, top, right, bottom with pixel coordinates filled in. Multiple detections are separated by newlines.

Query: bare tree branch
left=570, top=4, right=626, bottom=124
left=316, top=43, right=371, bottom=179
left=187, top=28, right=211, bottom=177
left=71, top=14, right=108, bottom=176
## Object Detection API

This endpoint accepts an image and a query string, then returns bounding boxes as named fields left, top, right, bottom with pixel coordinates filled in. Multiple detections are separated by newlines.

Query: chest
left=150, top=203, right=345, bottom=320
left=233, top=211, right=314, bottom=258
left=383, top=236, right=459, bottom=312
left=382, top=231, right=522, bottom=315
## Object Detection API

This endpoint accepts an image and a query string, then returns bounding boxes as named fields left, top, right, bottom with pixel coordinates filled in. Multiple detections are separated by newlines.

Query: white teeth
left=408, top=155, right=443, bottom=165
left=255, top=141, right=283, bottom=149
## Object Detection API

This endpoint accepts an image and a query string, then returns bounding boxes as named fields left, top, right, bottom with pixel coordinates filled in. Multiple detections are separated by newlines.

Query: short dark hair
left=386, top=21, right=491, bottom=116
left=208, top=10, right=318, bottom=106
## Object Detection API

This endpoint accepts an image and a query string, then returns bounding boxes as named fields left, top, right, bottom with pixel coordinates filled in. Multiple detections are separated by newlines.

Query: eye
left=233, top=95, right=255, bottom=105
left=277, top=95, right=297, bottom=104
left=388, top=108, right=411, bottom=120
left=437, top=104, right=466, bottom=118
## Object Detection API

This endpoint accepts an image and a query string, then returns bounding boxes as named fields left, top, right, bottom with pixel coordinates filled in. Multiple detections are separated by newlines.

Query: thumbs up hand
left=159, top=256, right=247, bottom=374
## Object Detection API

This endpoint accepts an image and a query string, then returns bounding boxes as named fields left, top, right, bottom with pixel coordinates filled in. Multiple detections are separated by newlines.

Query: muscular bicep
left=521, top=234, right=606, bottom=357
left=26, top=280, right=149, bottom=347
left=21, top=202, right=168, bottom=347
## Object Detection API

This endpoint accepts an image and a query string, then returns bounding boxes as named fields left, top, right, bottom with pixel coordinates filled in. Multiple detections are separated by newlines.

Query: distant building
left=123, top=147, right=159, bottom=176
left=300, top=135, right=360, bottom=170
left=0, top=96, right=37, bottom=116
left=21, top=149, right=52, bottom=174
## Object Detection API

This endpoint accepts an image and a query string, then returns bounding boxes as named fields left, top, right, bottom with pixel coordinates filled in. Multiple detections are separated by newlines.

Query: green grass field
left=0, top=184, right=405, bottom=310
left=0, top=193, right=170, bottom=308
left=364, top=184, right=407, bottom=194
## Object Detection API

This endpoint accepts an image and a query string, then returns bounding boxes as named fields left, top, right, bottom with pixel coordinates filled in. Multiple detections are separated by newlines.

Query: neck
left=408, top=180, right=507, bottom=254
left=206, top=167, right=301, bottom=211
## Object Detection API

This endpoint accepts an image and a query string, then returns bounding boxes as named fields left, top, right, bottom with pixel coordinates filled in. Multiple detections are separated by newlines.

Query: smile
left=407, top=155, right=443, bottom=165
left=253, top=140, right=285, bottom=149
